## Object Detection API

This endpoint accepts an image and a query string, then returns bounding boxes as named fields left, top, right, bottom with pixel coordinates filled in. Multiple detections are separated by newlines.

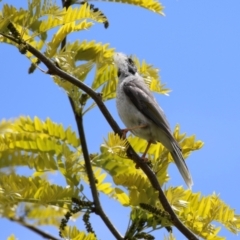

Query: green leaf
left=104, top=0, right=165, bottom=15
left=0, top=174, right=80, bottom=206
left=61, top=226, right=97, bottom=240
left=115, top=187, right=129, bottom=206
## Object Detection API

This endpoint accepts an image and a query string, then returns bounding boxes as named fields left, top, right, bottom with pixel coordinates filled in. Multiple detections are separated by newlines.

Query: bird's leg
left=141, top=141, right=152, bottom=161
left=135, top=141, right=152, bottom=169
left=121, top=124, right=148, bottom=139
left=121, top=129, right=129, bottom=139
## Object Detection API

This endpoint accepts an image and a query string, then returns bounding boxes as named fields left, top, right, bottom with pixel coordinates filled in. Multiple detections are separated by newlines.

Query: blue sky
left=1, top=0, right=240, bottom=239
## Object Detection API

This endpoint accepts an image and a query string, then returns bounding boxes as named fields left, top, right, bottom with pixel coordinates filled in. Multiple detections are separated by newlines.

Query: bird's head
left=114, top=52, right=137, bottom=78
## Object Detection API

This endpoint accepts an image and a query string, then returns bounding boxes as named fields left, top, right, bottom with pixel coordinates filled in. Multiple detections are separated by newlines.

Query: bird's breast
left=116, top=84, right=158, bottom=142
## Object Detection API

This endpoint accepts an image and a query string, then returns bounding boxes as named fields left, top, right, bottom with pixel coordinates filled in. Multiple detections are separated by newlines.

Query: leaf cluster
left=0, top=0, right=239, bottom=240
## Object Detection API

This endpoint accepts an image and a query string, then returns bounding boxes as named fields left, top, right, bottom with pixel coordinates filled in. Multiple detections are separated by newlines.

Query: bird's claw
left=135, top=156, right=149, bottom=169
left=121, top=129, right=129, bottom=139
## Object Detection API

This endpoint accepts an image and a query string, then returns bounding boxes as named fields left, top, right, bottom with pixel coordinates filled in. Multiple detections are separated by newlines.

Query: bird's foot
left=121, top=129, right=129, bottom=139
left=135, top=156, right=149, bottom=169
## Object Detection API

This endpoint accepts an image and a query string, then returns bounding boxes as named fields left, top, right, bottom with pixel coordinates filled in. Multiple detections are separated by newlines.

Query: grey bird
left=114, top=52, right=193, bottom=189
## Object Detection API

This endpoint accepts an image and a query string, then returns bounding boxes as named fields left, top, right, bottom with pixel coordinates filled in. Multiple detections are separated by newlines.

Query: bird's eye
left=128, top=58, right=134, bottom=65
left=126, top=57, right=137, bottom=75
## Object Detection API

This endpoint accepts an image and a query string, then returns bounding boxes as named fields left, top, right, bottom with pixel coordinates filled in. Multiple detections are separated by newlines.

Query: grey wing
left=123, top=78, right=192, bottom=188
left=123, top=78, right=173, bottom=137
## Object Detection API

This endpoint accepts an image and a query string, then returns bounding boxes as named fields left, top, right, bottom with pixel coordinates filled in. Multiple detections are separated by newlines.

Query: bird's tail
left=170, top=142, right=193, bottom=189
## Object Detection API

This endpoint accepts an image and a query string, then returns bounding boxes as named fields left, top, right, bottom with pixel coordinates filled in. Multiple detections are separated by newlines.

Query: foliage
left=0, top=0, right=239, bottom=240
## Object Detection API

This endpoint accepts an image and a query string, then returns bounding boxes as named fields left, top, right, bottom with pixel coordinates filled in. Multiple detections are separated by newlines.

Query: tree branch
left=1, top=34, right=198, bottom=240
left=57, top=2, right=122, bottom=238
left=75, top=102, right=124, bottom=240
left=9, top=217, right=60, bottom=240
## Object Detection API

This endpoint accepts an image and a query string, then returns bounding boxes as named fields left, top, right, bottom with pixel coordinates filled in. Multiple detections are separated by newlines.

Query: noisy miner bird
left=114, top=52, right=193, bottom=189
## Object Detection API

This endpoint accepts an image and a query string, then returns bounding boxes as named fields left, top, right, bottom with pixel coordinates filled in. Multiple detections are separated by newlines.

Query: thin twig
left=58, top=5, right=123, bottom=236
left=1, top=34, right=198, bottom=240
left=9, top=218, right=60, bottom=240
left=75, top=102, right=123, bottom=240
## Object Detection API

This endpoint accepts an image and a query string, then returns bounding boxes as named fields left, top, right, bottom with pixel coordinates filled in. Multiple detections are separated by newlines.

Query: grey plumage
left=114, top=52, right=193, bottom=189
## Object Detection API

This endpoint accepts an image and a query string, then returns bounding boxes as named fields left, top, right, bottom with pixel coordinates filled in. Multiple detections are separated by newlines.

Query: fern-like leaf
left=113, top=173, right=159, bottom=206
left=26, top=204, right=73, bottom=227
left=46, top=3, right=107, bottom=57
left=60, top=226, right=97, bottom=240
left=0, top=174, right=81, bottom=207
left=165, top=187, right=240, bottom=239
left=7, top=234, right=18, bottom=240
left=102, top=0, right=165, bottom=15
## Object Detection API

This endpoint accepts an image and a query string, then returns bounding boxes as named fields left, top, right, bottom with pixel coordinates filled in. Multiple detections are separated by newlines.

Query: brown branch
left=1, top=34, right=197, bottom=240
left=75, top=103, right=124, bottom=240
left=59, top=2, right=123, bottom=239
left=9, top=217, right=60, bottom=240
